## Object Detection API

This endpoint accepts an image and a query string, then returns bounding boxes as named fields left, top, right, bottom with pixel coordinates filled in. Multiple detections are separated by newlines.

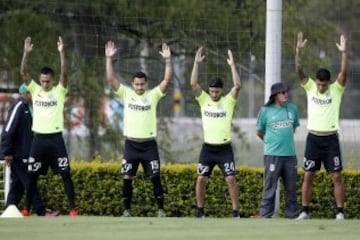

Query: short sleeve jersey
left=26, top=80, right=67, bottom=133
left=196, top=91, right=236, bottom=144
left=115, top=84, right=164, bottom=138
left=302, top=78, right=344, bottom=131
left=256, top=102, right=299, bottom=156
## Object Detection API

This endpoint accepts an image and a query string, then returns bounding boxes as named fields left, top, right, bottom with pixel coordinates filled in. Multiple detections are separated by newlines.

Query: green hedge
left=3, top=162, right=360, bottom=218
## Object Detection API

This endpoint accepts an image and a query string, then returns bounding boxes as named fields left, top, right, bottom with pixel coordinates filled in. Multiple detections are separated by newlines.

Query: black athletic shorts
left=122, top=139, right=161, bottom=177
left=303, top=132, right=343, bottom=172
left=28, top=133, right=70, bottom=175
left=197, top=143, right=236, bottom=177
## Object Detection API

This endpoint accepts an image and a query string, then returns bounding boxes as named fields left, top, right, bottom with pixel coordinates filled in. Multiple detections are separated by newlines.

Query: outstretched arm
left=58, top=36, right=68, bottom=88
left=158, top=43, right=173, bottom=93
left=227, top=50, right=241, bottom=98
left=336, top=34, right=348, bottom=86
left=20, top=37, right=33, bottom=86
left=105, top=41, right=120, bottom=91
left=190, top=47, right=205, bottom=97
left=295, top=32, right=309, bottom=85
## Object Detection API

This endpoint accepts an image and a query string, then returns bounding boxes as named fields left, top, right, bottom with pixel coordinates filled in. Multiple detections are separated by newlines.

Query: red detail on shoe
left=21, top=209, right=30, bottom=217
left=69, top=209, right=78, bottom=217
left=45, top=210, right=60, bottom=216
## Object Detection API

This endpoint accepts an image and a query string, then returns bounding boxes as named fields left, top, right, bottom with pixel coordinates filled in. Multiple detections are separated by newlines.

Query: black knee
left=60, top=171, right=74, bottom=188
left=60, top=171, right=71, bottom=180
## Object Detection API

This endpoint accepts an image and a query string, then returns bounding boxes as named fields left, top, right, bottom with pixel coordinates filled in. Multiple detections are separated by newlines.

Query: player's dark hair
left=316, top=68, right=331, bottom=82
left=265, top=95, right=275, bottom=106
left=40, top=66, right=55, bottom=77
left=132, top=71, right=148, bottom=82
left=209, top=77, right=223, bottom=88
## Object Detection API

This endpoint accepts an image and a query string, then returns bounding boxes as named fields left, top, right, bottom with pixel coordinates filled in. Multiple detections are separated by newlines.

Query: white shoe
left=122, top=209, right=131, bottom=217
left=296, top=211, right=309, bottom=220
left=336, top=212, right=344, bottom=220
left=158, top=209, right=166, bottom=218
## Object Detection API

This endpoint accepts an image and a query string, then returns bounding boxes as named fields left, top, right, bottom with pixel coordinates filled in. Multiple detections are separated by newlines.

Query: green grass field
left=1, top=217, right=360, bottom=240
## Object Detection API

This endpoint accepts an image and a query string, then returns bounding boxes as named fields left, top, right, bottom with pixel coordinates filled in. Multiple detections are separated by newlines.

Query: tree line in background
left=0, top=0, right=359, bottom=160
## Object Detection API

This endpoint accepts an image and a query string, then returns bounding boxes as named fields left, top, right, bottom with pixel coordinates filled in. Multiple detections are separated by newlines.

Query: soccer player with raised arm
left=20, top=36, right=77, bottom=217
left=190, top=47, right=241, bottom=218
left=105, top=41, right=172, bottom=217
left=295, top=32, right=348, bottom=220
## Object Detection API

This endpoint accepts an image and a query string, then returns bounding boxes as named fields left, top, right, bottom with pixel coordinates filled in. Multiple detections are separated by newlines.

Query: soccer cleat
left=45, top=209, right=60, bottom=217
left=158, top=209, right=166, bottom=218
left=336, top=212, right=344, bottom=220
left=232, top=210, right=240, bottom=218
left=21, top=208, right=30, bottom=217
left=195, top=210, right=205, bottom=218
left=70, top=209, right=79, bottom=217
left=296, top=211, right=309, bottom=220
left=122, top=209, right=131, bottom=217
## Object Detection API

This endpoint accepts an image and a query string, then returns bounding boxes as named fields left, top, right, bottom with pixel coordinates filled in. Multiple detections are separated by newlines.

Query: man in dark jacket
left=0, top=84, right=56, bottom=216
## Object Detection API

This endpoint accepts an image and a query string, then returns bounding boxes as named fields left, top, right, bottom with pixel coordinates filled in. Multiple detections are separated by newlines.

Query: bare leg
left=196, top=176, right=208, bottom=208
left=225, top=175, right=239, bottom=210
left=331, top=172, right=345, bottom=208
left=301, top=171, right=315, bottom=206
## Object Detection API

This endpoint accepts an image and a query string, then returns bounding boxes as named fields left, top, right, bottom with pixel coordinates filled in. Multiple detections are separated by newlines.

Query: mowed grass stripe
left=1, top=217, right=359, bottom=240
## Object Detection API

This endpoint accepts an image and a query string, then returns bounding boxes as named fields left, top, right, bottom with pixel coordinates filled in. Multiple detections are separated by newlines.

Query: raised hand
left=227, top=49, right=235, bottom=66
left=24, top=37, right=33, bottom=54
left=336, top=34, right=346, bottom=52
left=296, top=32, right=307, bottom=50
left=194, top=47, right=205, bottom=64
left=105, top=41, right=117, bottom=58
left=159, top=43, right=171, bottom=59
left=57, top=36, right=64, bottom=53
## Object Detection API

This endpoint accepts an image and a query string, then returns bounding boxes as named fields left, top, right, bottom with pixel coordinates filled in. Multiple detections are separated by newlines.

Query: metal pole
left=248, top=53, right=256, bottom=118
left=265, top=0, right=282, bottom=218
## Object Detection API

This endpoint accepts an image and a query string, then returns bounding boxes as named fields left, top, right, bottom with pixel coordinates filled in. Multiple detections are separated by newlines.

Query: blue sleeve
left=0, top=102, right=24, bottom=156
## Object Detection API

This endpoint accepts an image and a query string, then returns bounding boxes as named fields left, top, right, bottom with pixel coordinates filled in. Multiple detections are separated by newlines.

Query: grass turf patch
left=1, top=217, right=359, bottom=240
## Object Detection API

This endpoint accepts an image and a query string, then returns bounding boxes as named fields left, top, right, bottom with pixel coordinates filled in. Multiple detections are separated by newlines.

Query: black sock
left=151, top=176, right=164, bottom=209
left=27, top=174, right=46, bottom=215
left=302, top=206, right=310, bottom=214
left=337, top=207, right=344, bottom=214
left=197, top=207, right=205, bottom=215
left=122, top=179, right=133, bottom=210
left=61, top=172, right=76, bottom=209
left=232, top=209, right=240, bottom=217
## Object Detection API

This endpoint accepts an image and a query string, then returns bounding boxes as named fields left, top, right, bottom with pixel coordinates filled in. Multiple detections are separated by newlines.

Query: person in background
left=105, top=40, right=173, bottom=217
left=190, top=47, right=241, bottom=218
left=295, top=32, right=348, bottom=220
left=256, top=82, right=300, bottom=219
left=20, top=36, right=77, bottom=216
left=0, top=84, right=49, bottom=216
